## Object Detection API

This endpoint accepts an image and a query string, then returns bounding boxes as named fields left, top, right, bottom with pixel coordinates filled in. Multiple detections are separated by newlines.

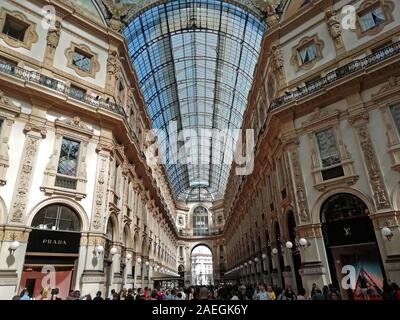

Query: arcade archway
left=191, top=245, right=213, bottom=286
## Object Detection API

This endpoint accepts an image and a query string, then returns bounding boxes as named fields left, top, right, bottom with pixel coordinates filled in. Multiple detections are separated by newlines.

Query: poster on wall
left=352, top=259, right=384, bottom=300
left=332, top=243, right=385, bottom=300
left=336, top=250, right=384, bottom=300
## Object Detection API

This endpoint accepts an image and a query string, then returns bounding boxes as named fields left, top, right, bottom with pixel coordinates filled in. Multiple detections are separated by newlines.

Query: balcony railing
left=269, top=41, right=400, bottom=111
left=0, top=59, right=126, bottom=116
left=179, top=229, right=223, bottom=237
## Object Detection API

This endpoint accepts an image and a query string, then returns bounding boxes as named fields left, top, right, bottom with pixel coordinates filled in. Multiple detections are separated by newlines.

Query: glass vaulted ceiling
left=124, top=0, right=266, bottom=202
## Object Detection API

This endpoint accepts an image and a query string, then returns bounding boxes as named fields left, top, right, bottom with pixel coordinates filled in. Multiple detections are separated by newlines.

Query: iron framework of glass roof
left=124, top=0, right=266, bottom=202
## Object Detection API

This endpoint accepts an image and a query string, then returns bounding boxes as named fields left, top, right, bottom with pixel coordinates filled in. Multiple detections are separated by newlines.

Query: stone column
left=297, top=224, right=331, bottom=294
left=80, top=233, right=107, bottom=296
left=371, top=212, right=400, bottom=284
left=110, top=243, right=123, bottom=292
left=124, top=249, right=134, bottom=289
left=0, top=227, right=30, bottom=299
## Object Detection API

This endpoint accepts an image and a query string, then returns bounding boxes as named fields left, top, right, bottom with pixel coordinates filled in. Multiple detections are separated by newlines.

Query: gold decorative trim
left=65, top=42, right=100, bottom=78
left=355, top=0, right=395, bottom=38
left=290, top=34, right=324, bottom=72
left=0, top=8, right=38, bottom=50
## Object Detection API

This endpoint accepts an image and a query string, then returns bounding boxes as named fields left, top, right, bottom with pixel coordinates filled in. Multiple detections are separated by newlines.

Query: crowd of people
left=12, top=282, right=400, bottom=300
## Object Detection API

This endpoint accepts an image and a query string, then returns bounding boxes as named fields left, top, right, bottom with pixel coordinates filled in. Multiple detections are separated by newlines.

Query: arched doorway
left=21, top=204, right=82, bottom=299
left=193, top=206, right=209, bottom=236
left=104, top=217, right=116, bottom=297
left=287, top=211, right=303, bottom=293
left=321, top=193, right=385, bottom=300
left=191, top=245, right=213, bottom=285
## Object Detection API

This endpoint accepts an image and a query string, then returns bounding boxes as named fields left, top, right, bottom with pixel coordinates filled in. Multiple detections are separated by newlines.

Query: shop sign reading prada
left=27, top=229, right=80, bottom=254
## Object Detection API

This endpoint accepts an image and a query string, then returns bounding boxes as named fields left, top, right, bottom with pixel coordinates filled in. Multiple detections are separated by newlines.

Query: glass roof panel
left=124, top=0, right=266, bottom=202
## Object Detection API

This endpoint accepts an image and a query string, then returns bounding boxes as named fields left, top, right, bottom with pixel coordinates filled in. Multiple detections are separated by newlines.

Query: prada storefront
left=21, top=204, right=81, bottom=299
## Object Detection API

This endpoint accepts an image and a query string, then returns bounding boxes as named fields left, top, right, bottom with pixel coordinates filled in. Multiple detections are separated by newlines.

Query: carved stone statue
left=102, top=0, right=132, bottom=32
left=265, top=4, right=280, bottom=27
left=253, top=0, right=280, bottom=27
left=46, top=20, right=61, bottom=49
left=0, top=89, right=10, bottom=105
left=325, top=10, right=344, bottom=50
left=107, top=50, right=121, bottom=80
left=271, top=44, right=284, bottom=72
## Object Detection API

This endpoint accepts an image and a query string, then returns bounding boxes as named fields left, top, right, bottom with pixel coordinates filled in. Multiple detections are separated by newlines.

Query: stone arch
left=190, top=243, right=215, bottom=285
left=188, top=203, right=212, bottom=231
left=105, top=213, right=120, bottom=242
left=282, top=206, right=296, bottom=240
left=390, top=182, right=400, bottom=211
left=25, top=196, right=89, bottom=231
left=133, top=230, right=141, bottom=253
left=122, top=224, right=133, bottom=249
left=311, top=188, right=375, bottom=224
left=0, top=195, right=7, bottom=225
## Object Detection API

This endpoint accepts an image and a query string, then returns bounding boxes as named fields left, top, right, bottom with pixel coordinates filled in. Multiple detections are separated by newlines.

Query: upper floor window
left=298, top=43, right=317, bottom=65
left=72, top=49, right=92, bottom=73
left=360, top=6, right=385, bottom=32
left=0, top=10, right=38, bottom=50
left=193, top=206, right=208, bottom=236
left=57, top=137, right=80, bottom=177
left=2, top=14, right=28, bottom=41
left=65, top=43, right=100, bottom=78
left=291, top=35, right=324, bottom=71
left=316, top=128, right=344, bottom=180
left=390, top=104, right=400, bottom=135
left=356, top=1, right=395, bottom=38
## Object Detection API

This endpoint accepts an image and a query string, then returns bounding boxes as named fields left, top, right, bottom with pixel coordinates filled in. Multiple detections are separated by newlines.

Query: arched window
left=193, top=206, right=208, bottom=236
left=32, top=204, right=81, bottom=232
left=321, top=193, right=369, bottom=223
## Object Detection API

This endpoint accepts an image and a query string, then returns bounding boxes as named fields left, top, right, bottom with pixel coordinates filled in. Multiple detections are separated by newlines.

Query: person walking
left=285, top=287, right=296, bottom=300
left=93, top=291, right=104, bottom=300
left=267, top=286, right=276, bottom=300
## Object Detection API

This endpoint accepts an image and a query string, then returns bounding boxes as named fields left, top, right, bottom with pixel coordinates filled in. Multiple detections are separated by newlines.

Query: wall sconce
left=9, top=240, right=20, bottom=255
left=381, top=227, right=393, bottom=241
left=261, top=253, right=267, bottom=259
left=240, top=264, right=243, bottom=269
left=299, top=238, right=310, bottom=247
left=248, top=260, right=252, bottom=265
left=110, top=247, right=118, bottom=256
left=244, top=262, right=248, bottom=266
left=271, top=248, right=278, bottom=255
left=254, top=257, right=259, bottom=263
left=126, top=253, right=132, bottom=261
left=137, top=257, right=142, bottom=264
left=95, top=245, right=104, bottom=256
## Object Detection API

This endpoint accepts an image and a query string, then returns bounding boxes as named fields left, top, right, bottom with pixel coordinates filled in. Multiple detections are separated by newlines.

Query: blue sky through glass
left=124, top=0, right=265, bottom=202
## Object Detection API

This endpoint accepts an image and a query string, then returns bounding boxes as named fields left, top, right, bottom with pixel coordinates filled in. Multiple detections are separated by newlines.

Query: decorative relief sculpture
left=46, top=20, right=61, bottom=49
left=9, top=135, right=40, bottom=223
left=92, top=154, right=110, bottom=230
left=102, top=0, right=132, bottom=32
left=107, top=50, right=121, bottom=81
left=325, top=10, right=344, bottom=50
left=356, top=123, right=391, bottom=210
left=0, top=89, right=10, bottom=105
